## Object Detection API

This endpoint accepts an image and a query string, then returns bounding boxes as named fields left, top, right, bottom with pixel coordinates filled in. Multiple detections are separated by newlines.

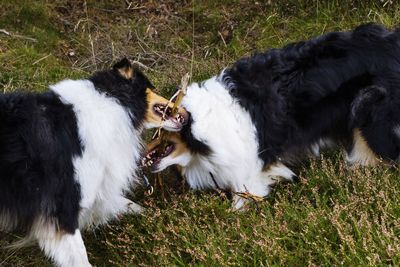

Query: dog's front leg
left=230, top=173, right=277, bottom=211
left=231, top=194, right=250, bottom=211
left=123, top=198, right=143, bottom=214
left=115, top=198, right=143, bottom=219
left=37, top=229, right=91, bottom=267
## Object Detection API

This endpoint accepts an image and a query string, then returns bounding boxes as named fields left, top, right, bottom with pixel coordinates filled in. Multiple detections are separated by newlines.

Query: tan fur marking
left=144, top=88, right=188, bottom=126
left=347, top=128, right=379, bottom=166
left=117, top=65, right=134, bottom=80
left=146, top=133, right=163, bottom=152
left=145, top=88, right=169, bottom=125
left=168, top=133, right=190, bottom=158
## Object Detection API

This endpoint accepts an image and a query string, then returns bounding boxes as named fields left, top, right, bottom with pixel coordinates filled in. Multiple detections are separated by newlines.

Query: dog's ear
left=113, top=58, right=134, bottom=80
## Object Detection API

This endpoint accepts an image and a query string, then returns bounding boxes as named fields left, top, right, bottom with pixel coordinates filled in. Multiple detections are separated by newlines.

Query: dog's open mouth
left=153, top=103, right=188, bottom=127
left=141, top=142, right=175, bottom=169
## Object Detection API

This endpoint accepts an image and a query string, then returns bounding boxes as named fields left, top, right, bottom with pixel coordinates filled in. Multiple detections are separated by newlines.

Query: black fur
left=221, top=23, right=400, bottom=165
left=0, top=58, right=149, bottom=235
left=0, top=92, right=82, bottom=233
left=170, top=84, right=211, bottom=156
left=89, top=60, right=153, bottom=129
left=351, top=85, right=400, bottom=160
left=180, top=115, right=211, bottom=155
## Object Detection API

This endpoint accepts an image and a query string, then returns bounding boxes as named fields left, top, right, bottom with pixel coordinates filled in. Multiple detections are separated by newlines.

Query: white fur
left=33, top=218, right=91, bottom=267
left=180, top=76, right=294, bottom=208
left=265, top=163, right=295, bottom=182
left=145, top=118, right=182, bottom=132
left=1, top=79, right=144, bottom=267
left=310, top=138, right=335, bottom=156
left=154, top=151, right=192, bottom=173
left=51, top=79, right=143, bottom=227
left=46, top=79, right=144, bottom=266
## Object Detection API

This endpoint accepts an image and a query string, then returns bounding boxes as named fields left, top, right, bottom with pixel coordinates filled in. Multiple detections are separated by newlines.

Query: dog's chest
left=73, top=99, right=141, bottom=211
left=183, top=78, right=263, bottom=188
left=51, top=80, right=142, bottom=212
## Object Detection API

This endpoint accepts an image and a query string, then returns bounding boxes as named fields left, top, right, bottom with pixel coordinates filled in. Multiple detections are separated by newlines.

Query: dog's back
left=225, top=23, right=400, bottom=165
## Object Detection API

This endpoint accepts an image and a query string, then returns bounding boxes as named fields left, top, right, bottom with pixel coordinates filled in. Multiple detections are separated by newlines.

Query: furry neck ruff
left=180, top=76, right=294, bottom=209
left=50, top=79, right=143, bottom=227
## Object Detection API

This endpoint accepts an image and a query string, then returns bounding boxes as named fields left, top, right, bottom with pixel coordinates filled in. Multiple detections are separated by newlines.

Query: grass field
left=1, top=0, right=400, bottom=266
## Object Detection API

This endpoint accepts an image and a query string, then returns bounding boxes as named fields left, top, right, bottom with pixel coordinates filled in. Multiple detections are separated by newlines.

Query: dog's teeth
left=176, top=114, right=184, bottom=123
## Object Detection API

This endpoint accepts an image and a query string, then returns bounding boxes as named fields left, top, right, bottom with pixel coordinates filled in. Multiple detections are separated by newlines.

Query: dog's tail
left=350, top=85, right=388, bottom=127
left=5, top=236, right=36, bottom=250
left=3, top=215, right=51, bottom=250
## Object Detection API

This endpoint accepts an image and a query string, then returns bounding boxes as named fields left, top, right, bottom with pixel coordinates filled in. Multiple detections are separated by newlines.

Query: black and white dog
left=143, top=24, right=400, bottom=209
left=0, top=58, right=188, bottom=266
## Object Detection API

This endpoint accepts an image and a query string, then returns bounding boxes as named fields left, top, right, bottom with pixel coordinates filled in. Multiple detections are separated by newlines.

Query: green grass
left=1, top=0, right=400, bottom=266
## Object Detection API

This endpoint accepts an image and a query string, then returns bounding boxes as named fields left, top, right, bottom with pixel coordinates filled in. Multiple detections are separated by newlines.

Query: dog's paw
left=126, top=200, right=143, bottom=214
left=230, top=195, right=250, bottom=212
left=117, top=200, right=143, bottom=219
left=264, top=162, right=295, bottom=183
